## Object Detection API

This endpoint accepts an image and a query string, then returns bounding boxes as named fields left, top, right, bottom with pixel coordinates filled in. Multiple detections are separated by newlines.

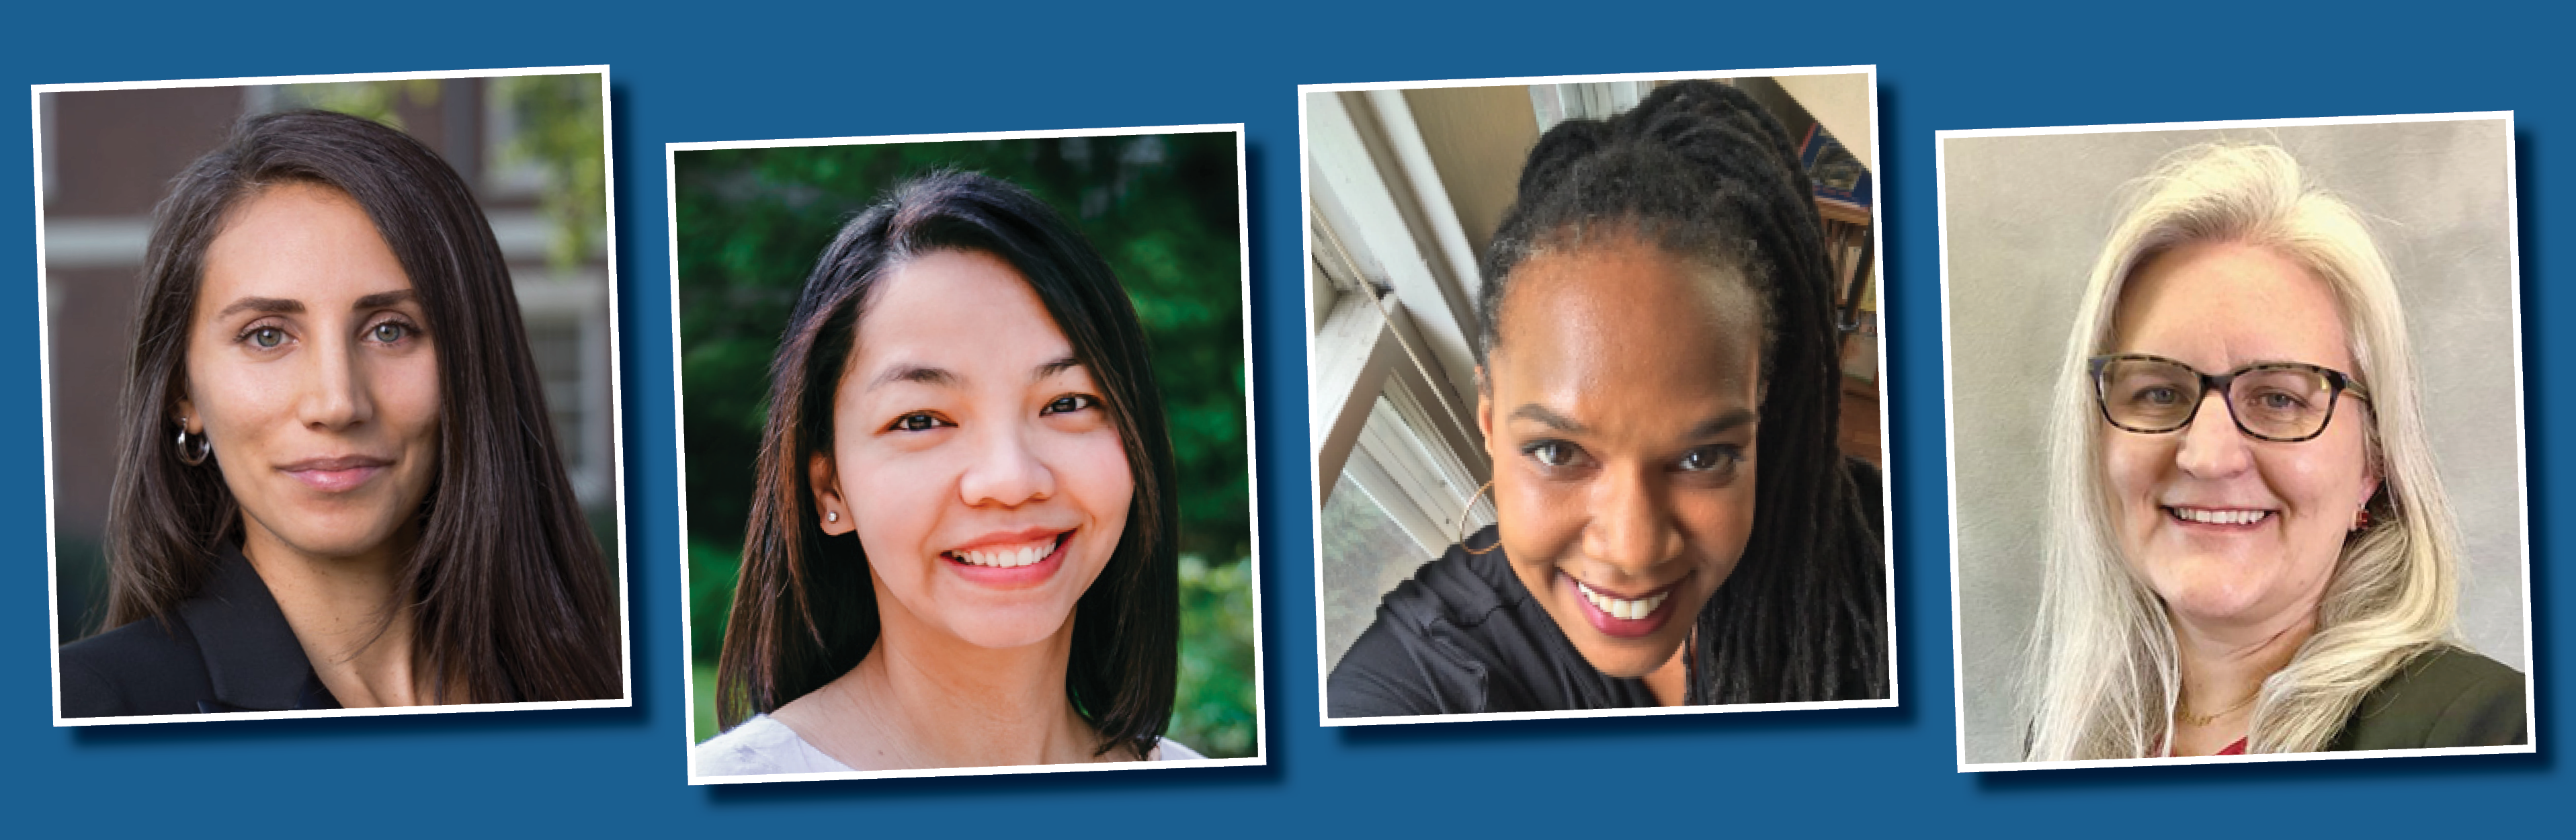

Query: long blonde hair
left=2022, top=142, right=2460, bottom=760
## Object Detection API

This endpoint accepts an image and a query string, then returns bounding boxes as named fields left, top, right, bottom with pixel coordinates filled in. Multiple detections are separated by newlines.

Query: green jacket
left=2328, top=644, right=2528, bottom=751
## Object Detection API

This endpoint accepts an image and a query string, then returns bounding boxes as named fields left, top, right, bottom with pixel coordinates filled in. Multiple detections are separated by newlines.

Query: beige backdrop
left=1942, top=118, right=2528, bottom=765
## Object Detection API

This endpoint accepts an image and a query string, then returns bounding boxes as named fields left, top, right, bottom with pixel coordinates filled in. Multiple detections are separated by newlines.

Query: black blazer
left=58, top=544, right=338, bottom=718
left=2329, top=644, right=2527, bottom=750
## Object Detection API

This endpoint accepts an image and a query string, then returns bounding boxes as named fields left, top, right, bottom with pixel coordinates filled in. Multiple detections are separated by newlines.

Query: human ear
left=808, top=452, right=854, bottom=536
left=175, top=396, right=201, bottom=434
left=1475, top=365, right=1496, bottom=454
left=2358, top=464, right=2382, bottom=514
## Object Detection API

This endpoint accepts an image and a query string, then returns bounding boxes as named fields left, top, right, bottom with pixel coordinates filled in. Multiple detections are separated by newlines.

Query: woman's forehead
left=1489, top=239, right=1763, bottom=423
left=199, top=181, right=413, bottom=308
left=844, top=250, right=1079, bottom=389
left=2113, top=241, right=2354, bottom=371
left=1495, top=241, right=1759, bottom=367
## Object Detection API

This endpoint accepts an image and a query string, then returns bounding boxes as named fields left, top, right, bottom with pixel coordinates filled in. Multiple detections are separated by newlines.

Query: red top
left=2158, top=737, right=2251, bottom=757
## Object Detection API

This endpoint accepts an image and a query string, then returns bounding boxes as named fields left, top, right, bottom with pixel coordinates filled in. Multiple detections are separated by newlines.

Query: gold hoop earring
left=1456, top=480, right=1499, bottom=554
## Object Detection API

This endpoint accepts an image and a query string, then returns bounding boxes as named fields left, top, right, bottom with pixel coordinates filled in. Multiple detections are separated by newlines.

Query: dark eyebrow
left=214, top=296, right=303, bottom=319
left=1509, top=405, right=1757, bottom=439
left=354, top=290, right=416, bottom=310
left=1690, top=409, right=1759, bottom=439
left=1508, top=405, right=1585, bottom=434
left=867, top=364, right=956, bottom=392
left=1034, top=355, right=1083, bottom=382
left=868, top=357, right=1082, bottom=392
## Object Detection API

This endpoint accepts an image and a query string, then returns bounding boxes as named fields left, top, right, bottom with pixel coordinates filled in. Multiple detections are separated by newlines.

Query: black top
left=58, top=544, right=339, bottom=718
left=1327, top=526, right=1661, bottom=717
left=1327, top=458, right=1886, bottom=718
left=2329, top=644, right=2527, bottom=751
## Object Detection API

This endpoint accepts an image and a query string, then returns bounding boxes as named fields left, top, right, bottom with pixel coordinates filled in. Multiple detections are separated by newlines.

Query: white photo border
left=1934, top=110, right=2536, bottom=772
left=665, top=124, right=1266, bottom=784
left=1298, top=65, right=1898, bottom=728
left=34, top=65, right=634, bottom=726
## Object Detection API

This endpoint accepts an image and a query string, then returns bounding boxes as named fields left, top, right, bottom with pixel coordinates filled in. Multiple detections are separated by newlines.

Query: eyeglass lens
left=2099, top=358, right=2337, bottom=439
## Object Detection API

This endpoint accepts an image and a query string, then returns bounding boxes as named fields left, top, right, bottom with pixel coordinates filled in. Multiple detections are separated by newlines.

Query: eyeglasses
left=2087, top=353, right=2372, bottom=443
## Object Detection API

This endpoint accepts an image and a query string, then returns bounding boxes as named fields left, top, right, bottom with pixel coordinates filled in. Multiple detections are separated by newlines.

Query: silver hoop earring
left=175, top=419, right=211, bottom=466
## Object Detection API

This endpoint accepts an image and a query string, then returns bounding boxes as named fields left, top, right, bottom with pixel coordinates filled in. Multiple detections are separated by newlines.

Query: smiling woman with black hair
left=695, top=171, right=1198, bottom=773
left=1327, top=80, right=1888, bottom=715
left=58, top=110, right=624, bottom=717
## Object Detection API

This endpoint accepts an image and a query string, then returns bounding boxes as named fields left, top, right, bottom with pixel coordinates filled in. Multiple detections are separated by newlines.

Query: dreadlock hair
left=1477, top=79, right=1888, bottom=704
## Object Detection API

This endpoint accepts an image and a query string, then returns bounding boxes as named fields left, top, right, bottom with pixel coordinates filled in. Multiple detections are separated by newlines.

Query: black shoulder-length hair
left=100, top=109, right=623, bottom=704
left=716, top=170, right=1180, bottom=759
left=1479, top=79, right=1888, bottom=704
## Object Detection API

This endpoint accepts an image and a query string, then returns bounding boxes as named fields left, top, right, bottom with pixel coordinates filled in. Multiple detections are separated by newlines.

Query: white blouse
left=694, top=714, right=1206, bottom=777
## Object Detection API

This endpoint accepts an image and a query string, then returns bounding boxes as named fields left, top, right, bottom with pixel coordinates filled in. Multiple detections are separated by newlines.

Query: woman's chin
left=1546, top=597, right=1690, bottom=678
left=938, top=607, right=1079, bottom=650
left=245, top=514, right=411, bottom=563
left=2150, top=577, right=2279, bottom=626
left=1567, top=636, right=1686, bottom=680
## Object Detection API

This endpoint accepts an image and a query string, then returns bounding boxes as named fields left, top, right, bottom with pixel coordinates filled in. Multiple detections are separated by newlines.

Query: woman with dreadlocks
left=1326, top=80, right=1888, bottom=716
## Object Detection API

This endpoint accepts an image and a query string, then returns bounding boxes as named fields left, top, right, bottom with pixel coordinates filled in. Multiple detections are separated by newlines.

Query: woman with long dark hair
left=695, top=171, right=1193, bottom=774
left=58, top=110, right=622, bottom=716
left=1327, top=80, right=1887, bottom=714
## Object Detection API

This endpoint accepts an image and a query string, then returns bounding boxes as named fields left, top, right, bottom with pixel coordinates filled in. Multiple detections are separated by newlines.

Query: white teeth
left=952, top=538, right=1057, bottom=568
left=2172, top=507, right=2269, bottom=526
left=1575, top=580, right=1668, bottom=620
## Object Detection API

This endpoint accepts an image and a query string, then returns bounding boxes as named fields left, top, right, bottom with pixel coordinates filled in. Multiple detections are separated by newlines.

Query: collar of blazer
left=180, top=543, right=338, bottom=713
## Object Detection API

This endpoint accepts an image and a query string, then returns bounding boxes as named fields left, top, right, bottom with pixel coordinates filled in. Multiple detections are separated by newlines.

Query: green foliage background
left=675, top=134, right=1254, bottom=757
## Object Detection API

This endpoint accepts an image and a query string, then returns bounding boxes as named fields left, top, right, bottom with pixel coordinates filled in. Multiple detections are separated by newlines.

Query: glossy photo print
left=1304, top=67, right=1895, bottom=726
left=669, top=126, right=1260, bottom=782
left=38, top=67, right=631, bottom=724
left=1940, top=114, right=2534, bottom=771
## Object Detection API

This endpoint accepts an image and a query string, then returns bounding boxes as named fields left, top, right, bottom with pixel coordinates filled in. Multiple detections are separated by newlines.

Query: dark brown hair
left=715, top=171, right=1179, bottom=758
left=101, top=109, right=622, bottom=703
left=1480, top=80, right=1888, bottom=703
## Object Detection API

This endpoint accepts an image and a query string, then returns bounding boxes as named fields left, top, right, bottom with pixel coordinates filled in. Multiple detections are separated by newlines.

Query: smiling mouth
left=1575, top=579, right=1672, bottom=620
left=2166, top=506, right=2274, bottom=526
left=943, top=532, right=1069, bottom=569
left=1560, top=572, right=1688, bottom=638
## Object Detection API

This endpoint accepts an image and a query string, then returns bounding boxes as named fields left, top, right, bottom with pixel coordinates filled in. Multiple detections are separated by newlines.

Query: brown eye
left=887, top=412, right=949, bottom=433
left=1043, top=394, right=1099, bottom=415
left=1525, top=440, right=1581, bottom=468
left=1675, top=446, right=1742, bottom=474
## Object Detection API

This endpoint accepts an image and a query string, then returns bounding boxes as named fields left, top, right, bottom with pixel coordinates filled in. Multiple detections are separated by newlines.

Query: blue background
left=4, top=1, right=2562, bottom=834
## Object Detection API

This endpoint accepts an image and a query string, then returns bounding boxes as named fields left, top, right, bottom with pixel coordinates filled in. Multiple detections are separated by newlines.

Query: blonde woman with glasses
left=2022, top=142, right=2524, bottom=761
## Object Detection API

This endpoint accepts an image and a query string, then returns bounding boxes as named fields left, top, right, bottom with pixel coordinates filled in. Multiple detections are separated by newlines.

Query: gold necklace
left=2178, top=689, right=2259, bottom=726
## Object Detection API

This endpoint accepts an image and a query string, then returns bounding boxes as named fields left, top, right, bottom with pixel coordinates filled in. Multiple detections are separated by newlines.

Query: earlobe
left=808, top=452, right=853, bottom=536
left=175, top=397, right=199, bottom=434
left=1474, top=366, right=1493, bottom=440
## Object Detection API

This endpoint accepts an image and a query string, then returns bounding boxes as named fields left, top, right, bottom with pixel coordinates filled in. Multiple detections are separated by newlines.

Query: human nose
left=2173, top=385, right=2253, bottom=477
left=296, top=333, right=375, bottom=431
left=1581, top=466, right=1681, bottom=577
left=957, top=423, right=1054, bottom=507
